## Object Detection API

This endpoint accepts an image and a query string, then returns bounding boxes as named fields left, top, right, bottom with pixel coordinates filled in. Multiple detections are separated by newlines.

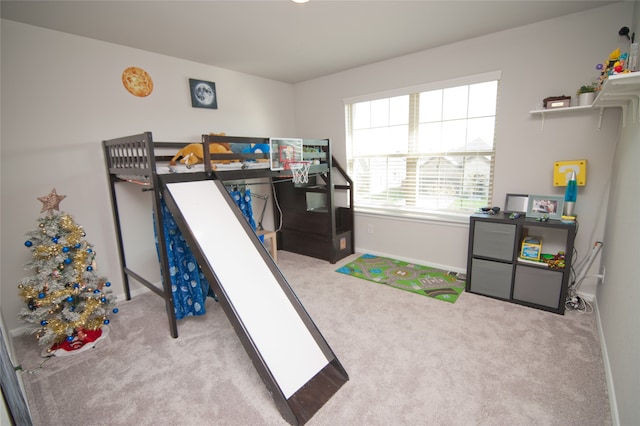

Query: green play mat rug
left=336, top=254, right=465, bottom=304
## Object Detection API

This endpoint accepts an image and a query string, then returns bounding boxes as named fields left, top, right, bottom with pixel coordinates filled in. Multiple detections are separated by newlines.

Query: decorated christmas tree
left=18, top=188, right=117, bottom=356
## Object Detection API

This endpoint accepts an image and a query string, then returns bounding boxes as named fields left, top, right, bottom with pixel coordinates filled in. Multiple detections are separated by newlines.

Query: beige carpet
left=13, top=251, right=611, bottom=426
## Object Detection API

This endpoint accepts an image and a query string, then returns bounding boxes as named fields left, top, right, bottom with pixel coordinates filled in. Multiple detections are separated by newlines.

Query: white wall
left=0, top=20, right=297, bottom=332
left=598, top=100, right=640, bottom=426
left=597, top=4, right=640, bottom=426
left=294, top=3, right=631, bottom=295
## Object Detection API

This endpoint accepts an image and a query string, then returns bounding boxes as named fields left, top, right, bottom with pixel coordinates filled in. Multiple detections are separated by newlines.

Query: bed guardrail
left=103, top=132, right=154, bottom=177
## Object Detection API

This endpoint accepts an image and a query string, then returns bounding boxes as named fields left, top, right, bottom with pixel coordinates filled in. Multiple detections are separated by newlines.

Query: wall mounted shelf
left=593, top=72, right=640, bottom=128
left=530, top=72, right=640, bottom=131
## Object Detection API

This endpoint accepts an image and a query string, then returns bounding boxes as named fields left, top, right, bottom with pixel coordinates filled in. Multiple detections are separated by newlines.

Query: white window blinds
left=345, top=72, right=500, bottom=220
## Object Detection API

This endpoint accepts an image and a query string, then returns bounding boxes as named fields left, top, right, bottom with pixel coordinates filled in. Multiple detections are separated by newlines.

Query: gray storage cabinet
left=466, top=213, right=576, bottom=314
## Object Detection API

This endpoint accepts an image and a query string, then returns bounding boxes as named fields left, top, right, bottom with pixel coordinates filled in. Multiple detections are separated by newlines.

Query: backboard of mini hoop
left=269, top=138, right=303, bottom=171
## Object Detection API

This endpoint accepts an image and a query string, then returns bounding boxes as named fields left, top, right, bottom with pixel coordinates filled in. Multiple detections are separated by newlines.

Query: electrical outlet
left=367, top=224, right=374, bottom=234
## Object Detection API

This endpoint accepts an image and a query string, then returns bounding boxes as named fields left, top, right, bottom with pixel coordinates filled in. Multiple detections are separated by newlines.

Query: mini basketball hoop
left=288, top=161, right=311, bottom=184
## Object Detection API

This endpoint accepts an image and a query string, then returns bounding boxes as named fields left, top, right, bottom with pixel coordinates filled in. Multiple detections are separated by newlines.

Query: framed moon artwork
left=189, top=78, right=218, bottom=109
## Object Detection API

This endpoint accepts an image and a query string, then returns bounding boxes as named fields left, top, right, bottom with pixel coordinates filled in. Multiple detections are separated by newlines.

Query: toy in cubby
left=520, top=236, right=542, bottom=261
left=542, top=252, right=566, bottom=269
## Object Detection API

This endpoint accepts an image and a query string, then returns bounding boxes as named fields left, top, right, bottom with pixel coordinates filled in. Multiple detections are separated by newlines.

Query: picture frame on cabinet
left=504, top=193, right=529, bottom=214
left=526, top=195, right=564, bottom=220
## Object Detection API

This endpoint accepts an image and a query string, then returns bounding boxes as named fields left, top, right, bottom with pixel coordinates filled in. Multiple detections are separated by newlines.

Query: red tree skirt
left=42, top=327, right=109, bottom=357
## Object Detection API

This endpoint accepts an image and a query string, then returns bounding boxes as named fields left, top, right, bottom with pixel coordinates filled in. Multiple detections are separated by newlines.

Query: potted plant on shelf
left=576, top=84, right=597, bottom=106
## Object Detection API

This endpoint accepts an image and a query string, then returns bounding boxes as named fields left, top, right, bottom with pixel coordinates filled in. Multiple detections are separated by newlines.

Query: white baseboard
left=352, top=247, right=466, bottom=274
left=119, top=285, right=153, bottom=300
left=593, top=297, right=620, bottom=426
left=10, top=324, right=33, bottom=339
left=577, top=290, right=595, bottom=302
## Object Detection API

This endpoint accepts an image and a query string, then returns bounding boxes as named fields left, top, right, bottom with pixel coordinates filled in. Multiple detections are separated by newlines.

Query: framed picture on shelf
left=504, top=193, right=529, bottom=214
left=526, top=195, right=564, bottom=220
left=189, top=78, right=217, bottom=109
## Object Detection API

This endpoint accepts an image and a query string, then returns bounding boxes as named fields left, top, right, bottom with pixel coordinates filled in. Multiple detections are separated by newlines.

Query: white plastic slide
left=164, top=179, right=347, bottom=425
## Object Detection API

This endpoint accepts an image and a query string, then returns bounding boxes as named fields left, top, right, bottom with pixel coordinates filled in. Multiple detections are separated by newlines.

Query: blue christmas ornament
left=66, top=335, right=74, bottom=342
left=93, top=289, right=100, bottom=294
left=86, top=265, right=93, bottom=271
left=74, top=243, right=81, bottom=249
left=105, top=282, right=111, bottom=287
left=52, top=237, right=59, bottom=243
left=100, top=297, right=107, bottom=303
left=24, top=241, right=33, bottom=247
left=38, top=292, right=46, bottom=299
left=103, top=319, right=110, bottom=325
left=87, top=248, right=93, bottom=254
left=66, top=296, right=74, bottom=302
left=64, top=258, right=72, bottom=264
left=73, top=283, right=80, bottom=289
left=62, top=247, right=70, bottom=253
left=40, top=320, right=48, bottom=326
left=113, top=308, right=119, bottom=314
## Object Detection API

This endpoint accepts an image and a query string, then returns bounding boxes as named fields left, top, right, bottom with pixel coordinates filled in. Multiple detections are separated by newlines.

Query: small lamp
left=564, top=171, right=577, bottom=216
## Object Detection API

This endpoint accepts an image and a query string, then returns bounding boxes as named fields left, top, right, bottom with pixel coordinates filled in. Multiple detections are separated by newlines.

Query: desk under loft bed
left=102, top=132, right=353, bottom=338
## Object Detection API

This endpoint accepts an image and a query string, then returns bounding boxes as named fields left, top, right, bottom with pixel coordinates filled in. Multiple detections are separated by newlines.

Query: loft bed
left=102, top=131, right=353, bottom=338
left=103, top=132, right=351, bottom=424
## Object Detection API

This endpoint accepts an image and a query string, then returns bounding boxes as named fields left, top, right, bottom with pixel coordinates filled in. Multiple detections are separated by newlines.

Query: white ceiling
left=1, top=0, right=620, bottom=83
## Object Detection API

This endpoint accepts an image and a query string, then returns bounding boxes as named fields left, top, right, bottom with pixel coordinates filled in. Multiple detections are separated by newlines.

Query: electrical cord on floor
left=565, top=290, right=593, bottom=314
left=271, top=181, right=284, bottom=233
left=14, top=356, right=52, bottom=375
left=564, top=220, right=593, bottom=314
left=565, top=272, right=593, bottom=313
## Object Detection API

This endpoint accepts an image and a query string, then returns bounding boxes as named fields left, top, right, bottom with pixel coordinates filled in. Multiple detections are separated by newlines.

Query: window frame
left=344, top=71, right=501, bottom=223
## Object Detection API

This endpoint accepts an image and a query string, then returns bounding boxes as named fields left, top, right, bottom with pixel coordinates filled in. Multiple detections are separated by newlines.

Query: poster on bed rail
left=269, top=138, right=302, bottom=171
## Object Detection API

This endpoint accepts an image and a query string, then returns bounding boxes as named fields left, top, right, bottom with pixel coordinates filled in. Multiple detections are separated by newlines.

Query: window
left=345, top=71, right=500, bottom=221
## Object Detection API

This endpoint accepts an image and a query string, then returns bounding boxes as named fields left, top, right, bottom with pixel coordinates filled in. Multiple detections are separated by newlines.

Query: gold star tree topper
left=38, top=188, right=66, bottom=214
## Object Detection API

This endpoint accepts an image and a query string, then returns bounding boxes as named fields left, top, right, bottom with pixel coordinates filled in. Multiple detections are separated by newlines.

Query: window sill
left=355, top=208, right=470, bottom=226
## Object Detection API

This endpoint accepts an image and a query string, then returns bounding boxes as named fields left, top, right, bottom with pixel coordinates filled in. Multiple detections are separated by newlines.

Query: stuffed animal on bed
left=241, top=143, right=270, bottom=154
left=169, top=133, right=233, bottom=167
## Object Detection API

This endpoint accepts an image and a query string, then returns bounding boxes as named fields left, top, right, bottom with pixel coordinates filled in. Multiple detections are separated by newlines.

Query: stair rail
left=331, top=156, right=354, bottom=260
